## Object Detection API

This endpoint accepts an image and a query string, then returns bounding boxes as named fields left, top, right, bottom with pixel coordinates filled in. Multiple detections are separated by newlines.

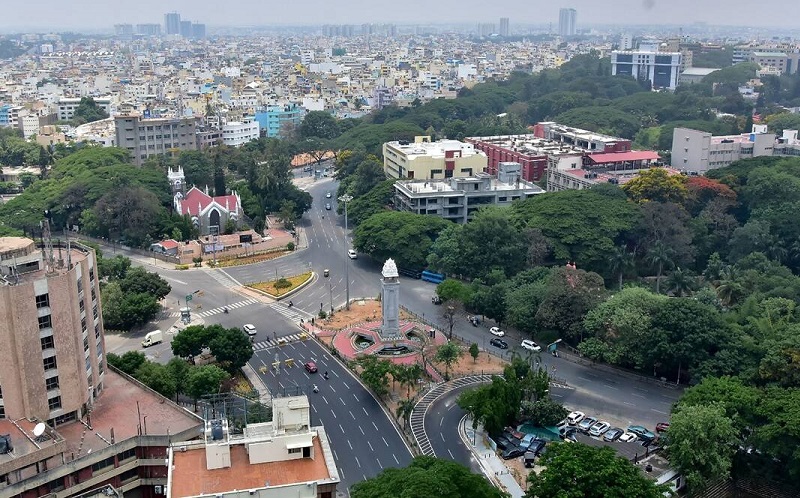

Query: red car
left=304, top=361, right=318, bottom=373
left=656, top=422, right=670, bottom=433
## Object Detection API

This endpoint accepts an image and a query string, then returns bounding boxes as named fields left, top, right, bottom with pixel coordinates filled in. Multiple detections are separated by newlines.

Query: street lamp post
left=338, top=194, right=353, bottom=310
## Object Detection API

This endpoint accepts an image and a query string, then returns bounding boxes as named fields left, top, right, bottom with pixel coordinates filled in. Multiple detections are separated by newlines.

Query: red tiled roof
left=180, top=187, right=239, bottom=216
left=160, top=239, right=179, bottom=250
left=587, top=151, right=660, bottom=163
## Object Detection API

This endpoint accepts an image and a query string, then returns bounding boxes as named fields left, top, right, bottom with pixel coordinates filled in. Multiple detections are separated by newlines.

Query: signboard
left=185, top=294, right=193, bottom=302
left=239, top=234, right=253, bottom=243
left=203, top=243, right=225, bottom=254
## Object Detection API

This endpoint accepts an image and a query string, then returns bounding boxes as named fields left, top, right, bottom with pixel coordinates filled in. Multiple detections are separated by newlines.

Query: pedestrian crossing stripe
left=167, top=298, right=258, bottom=318
left=252, top=333, right=310, bottom=350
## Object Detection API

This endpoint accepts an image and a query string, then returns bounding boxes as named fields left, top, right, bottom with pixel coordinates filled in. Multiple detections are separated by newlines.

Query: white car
left=243, top=324, right=257, bottom=337
left=521, top=339, right=542, bottom=352
left=348, top=249, right=357, bottom=259
left=326, top=192, right=332, bottom=198
left=490, top=326, right=505, bottom=337
left=589, top=421, right=611, bottom=437
left=566, top=411, right=585, bottom=425
left=618, top=432, right=638, bottom=443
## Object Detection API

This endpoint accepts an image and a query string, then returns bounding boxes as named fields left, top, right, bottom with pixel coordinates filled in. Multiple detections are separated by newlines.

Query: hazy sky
left=2, top=0, right=798, bottom=30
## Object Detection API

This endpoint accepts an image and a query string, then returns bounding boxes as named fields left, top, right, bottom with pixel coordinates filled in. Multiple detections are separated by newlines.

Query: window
left=83, top=337, right=89, bottom=352
left=288, top=447, right=302, bottom=454
left=48, top=396, right=61, bottom=410
left=93, top=305, right=98, bottom=319
left=118, top=448, right=136, bottom=462
left=46, top=376, right=59, bottom=390
left=41, top=336, right=55, bottom=350
left=91, top=456, right=115, bottom=473
left=79, top=298, right=85, bottom=312
left=38, top=315, right=52, bottom=330
left=82, top=317, right=87, bottom=333
left=95, top=324, right=100, bottom=338
left=36, top=293, right=50, bottom=308
left=43, top=356, right=57, bottom=371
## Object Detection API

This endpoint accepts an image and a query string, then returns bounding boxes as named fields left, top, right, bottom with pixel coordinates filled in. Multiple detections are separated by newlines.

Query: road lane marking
left=383, top=437, right=389, bottom=447
left=359, top=426, right=365, bottom=435
left=372, top=421, right=379, bottom=431
left=448, top=449, right=455, bottom=459
left=368, top=441, right=374, bottom=451
left=363, top=407, right=368, bottom=415
left=322, top=396, right=329, bottom=405
left=355, top=456, right=361, bottom=468
left=340, top=424, right=345, bottom=433
left=624, top=402, right=635, bottom=406
left=331, top=410, right=337, bottom=419
left=440, top=418, right=444, bottom=427
left=350, top=411, right=355, bottom=420
left=340, top=398, right=346, bottom=406
left=604, top=384, right=619, bottom=390
left=632, top=393, right=647, bottom=398
left=164, top=277, right=188, bottom=285
left=441, top=433, right=445, bottom=442
left=353, top=394, right=359, bottom=402
left=393, top=454, right=399, bottom=464
left=651, top=409, right=668, bottom=415
left=348, top=440, right=353, bottom=450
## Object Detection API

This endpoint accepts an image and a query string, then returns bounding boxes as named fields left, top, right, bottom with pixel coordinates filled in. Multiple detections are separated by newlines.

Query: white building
left=221, top=118, right=260, bottom=147
left=558, top=8, right=577, bottom=36
left=166, top=396, right=339, bottom=498
left=57, top=96, right=112, bottom=121
left=611, top=50, right=683, bottom=90
left=671, top=125, right=776, bottom=173
left=393, top=163, right=544, bottom=223
left=383, top=136, right=488, bottom=180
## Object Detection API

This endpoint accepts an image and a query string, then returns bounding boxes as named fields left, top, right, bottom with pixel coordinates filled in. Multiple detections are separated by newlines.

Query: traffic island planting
left=246, top=271, right=313, bottom=298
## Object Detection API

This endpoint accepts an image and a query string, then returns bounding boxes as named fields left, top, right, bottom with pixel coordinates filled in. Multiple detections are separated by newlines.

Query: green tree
left=171, top=325, right=212, bottom=359
left=209, top=327, right=254, bottom=373
left=469, top=343, right=480, bottom=363
left=665, top=267, right=696, bottom=297
left=166, top=357, right=191, bottom=402
left=107, top=351, right=146, bottom=375
left=648, top=240, right=674, bottom=294
left=395, top=398, right=415, bottom=429
left=622, top=167, right=688, bottom=204
left=608, top=244, right=635, bottom=290
left=135, top=361, right=177, bottom=399
left=535, top=266, right=606, bottom=341
left=436, top=279, right=473, bottom=303
left=666, top=403, right=738, bottom=492
left=525, top=443, right=668, bottom=498
left=121, top=266, right=171, bottom=299
left=177, top=150, right=214, bottom=188
left=358, top=356, right=393, bottom=399
left=299, top=111, right=341, bottom=139
left=519, top=398, right=568, bottom=426
left=351, top=456, right=507, bottom=498
left=353, top=211, right=449, bottom=270
left=100, top=282, right=161, bottom=330
left=435, top=342, right=462, bottom=379
left=71, top=97, right=109, bottom=125
left=185, top=365, right=230, bottom=410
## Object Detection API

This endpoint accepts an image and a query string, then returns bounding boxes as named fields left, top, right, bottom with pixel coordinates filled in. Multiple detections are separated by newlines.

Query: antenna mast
left=42, top=210, right=56, bottom=275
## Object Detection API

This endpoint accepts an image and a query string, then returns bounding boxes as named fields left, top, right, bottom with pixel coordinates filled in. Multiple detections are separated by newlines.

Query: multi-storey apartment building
left=383, top=136, right=488, bottom=179
left=221, top=118, right=259, bottom=147
left=114, top=113, right=198, bottom=166
left=57, top=97, right=112, bottom=122
left=671, top=125, right=781, bottom=172
left=254, top=104, right=305, bottom=138
left=611, top=50, right=683, bottom=90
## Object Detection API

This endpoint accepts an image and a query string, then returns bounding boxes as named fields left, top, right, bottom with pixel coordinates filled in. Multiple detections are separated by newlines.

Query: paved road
left=252, top=338, right=413, bottom=494
left=423, top=384, right=481, bottom=472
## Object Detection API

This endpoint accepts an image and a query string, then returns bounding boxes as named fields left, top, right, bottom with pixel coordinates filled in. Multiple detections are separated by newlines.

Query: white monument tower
left=380, top=258, right=400, bottom=339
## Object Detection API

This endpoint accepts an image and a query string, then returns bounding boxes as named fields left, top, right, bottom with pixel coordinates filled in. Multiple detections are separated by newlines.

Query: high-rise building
left=0, top=236, right=105, bottom=424
left=192, top=23, right=206, bottom=39
left=136, top=23, right=161, bottom=36
left=180, top=20, right=193, bottom=37
left=114, top=112, right=199, bottom=166
left=558, top=8, right=577, bottom=36
left=164, top=11, right=181, bottom=35
left=113, top=24, right=133, bottom=36
left=499, top=17, right=510, bottom=37
left=478, top=23, right=495, bottom=37
left=611, top=50, right=683, bottom=90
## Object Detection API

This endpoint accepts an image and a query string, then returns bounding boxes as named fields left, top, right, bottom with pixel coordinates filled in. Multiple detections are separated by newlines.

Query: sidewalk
left=459, top=416, right=525, bottom=498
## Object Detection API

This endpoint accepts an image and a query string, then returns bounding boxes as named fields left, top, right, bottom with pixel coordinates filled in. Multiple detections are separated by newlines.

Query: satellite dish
left=33, top=423, right=46, bottom=437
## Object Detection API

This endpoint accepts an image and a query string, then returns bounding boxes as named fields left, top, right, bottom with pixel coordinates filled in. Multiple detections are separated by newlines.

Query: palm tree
left=702, top=253, right=725, bottom=286
left=715, top=266, right=743, bottom=307
left=404, top=363, right=423, bottom=398
left=608, top=244, right=635, bottom=290
left=395, top=398, right=415, bottom=429
left=648, top=241, right=674, bottom=294
left=665, top=267, right=695, bottom=297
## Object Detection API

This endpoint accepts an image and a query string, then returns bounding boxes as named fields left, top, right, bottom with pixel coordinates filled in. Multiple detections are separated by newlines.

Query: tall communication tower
left=41, top=210, right=56, bottom=274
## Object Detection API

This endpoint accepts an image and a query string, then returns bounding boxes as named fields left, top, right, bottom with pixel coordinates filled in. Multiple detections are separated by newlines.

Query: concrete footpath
left=459, top=416, right=525, bottom=497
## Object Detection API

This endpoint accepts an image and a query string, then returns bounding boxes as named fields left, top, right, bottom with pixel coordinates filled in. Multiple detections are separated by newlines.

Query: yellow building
left=383, top=136, right=488, bottom=179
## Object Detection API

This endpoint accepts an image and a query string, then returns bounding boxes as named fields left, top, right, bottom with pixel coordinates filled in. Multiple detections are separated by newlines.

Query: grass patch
left=247, top=271, right=313, bottom=297
left=214, top=249, right=290, bottom=268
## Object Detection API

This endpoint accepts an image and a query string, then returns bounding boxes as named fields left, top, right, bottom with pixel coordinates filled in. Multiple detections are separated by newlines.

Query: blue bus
left=421, top=270, right=445, bottom=284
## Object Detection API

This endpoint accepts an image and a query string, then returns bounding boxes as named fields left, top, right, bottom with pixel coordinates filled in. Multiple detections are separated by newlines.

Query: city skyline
left=1, top=0, right=799, bottom=31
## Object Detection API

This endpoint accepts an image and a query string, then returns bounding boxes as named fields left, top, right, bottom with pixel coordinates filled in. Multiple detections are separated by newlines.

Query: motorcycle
left=312, top=385, right=319, bottom=393
left=323, top=371, right=329, bottom=380
left=223, top=307, right=229, bottom=314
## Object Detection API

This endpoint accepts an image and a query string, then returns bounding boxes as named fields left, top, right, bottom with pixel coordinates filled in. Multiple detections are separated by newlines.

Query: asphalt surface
left=423, top=384, right=481, bottom=472
left=252, top=338, right=413, bottom=493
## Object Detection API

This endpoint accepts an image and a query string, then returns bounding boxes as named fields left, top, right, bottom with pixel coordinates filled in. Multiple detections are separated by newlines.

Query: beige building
left=383, top=136, right=488, bottom=179
left=0, top=237, right=105, bottom=426
left=114, top=113, right=199, bottom=166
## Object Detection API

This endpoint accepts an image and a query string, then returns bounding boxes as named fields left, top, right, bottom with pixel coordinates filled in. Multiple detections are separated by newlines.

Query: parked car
left=618, top=432, right=638, bottom=443
left=242, top=324, right=257, bottom=337
left=489, top=326, right=505, bottom=337
left=521, top=339, right=542, bottom=352
left=578, top=416, right=598, bottom=433
left=656, top=422, right=670, bottom=433
left=603, top=427, right=625, bottom=442
left=589, top=421, right=611, bottom=437
left=560, top=427, right=578, bottom=442
left=566, top=411, right=585, bottom=425
left=326, top=192, right=332, bottom=198
left=524, top=451, right=536, bottom=468
left=501, top=445, right=526, bottom=460
left=494, top=435, right=515, bottom=451
left=348, top=249, right=357, bottom=259
left=526, top=439, right=547, bottom=456
left=325, top=203, right=332, bottom=210
left=304, top=361, right=318, bottom=373
left=490, top=338, right=509, bottom=349
left=627, top=425, right=656, bottom=441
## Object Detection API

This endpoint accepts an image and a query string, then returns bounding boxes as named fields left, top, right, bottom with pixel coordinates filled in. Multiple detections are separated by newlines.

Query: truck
left=141, top=330, right=163, bottom=348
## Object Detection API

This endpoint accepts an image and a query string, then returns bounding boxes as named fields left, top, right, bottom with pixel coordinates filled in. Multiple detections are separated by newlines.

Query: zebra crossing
left=202, top=268, right=242, bottom=288
left=252, top=333, right=309, bottom=351
left=168, top=298, right=259, bottom=318
left=266, top=302, right=312, bottom=323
